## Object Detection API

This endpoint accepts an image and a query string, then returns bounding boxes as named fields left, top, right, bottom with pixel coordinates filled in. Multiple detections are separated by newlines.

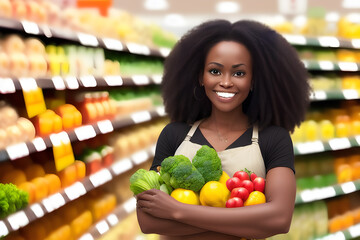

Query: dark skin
left=136, top=41, right=297, bottom=239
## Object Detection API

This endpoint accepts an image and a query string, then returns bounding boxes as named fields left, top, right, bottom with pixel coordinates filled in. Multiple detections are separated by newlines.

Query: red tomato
left=250, top=172, right=257, bottom=182
left=226, top=197, right=243, bottom=208
left=230, top=187, right=249, bottom=201
left=226, top=177, right=242, bottom=191
left=233, top=171, right=250, bottom=181
left=241, top=180, right=254, bottom=193
left=253, top=177, right=265, bottom=193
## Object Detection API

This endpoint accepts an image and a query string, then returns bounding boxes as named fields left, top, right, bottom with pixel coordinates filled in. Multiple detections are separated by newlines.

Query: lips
left=215, top=91, right=236, bottom=98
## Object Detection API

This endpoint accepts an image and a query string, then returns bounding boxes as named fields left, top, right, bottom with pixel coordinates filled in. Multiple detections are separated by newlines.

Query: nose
left=219, top=75, right=233, bottom=88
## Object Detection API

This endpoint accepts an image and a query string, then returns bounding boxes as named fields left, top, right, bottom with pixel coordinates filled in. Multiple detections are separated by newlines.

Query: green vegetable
left=192, top=145, right=222, bottom=183
left=129, top=169, right=161, bottom=195
left=160, top=155, right=205, bottom=192
left=0, top=183, right=29, bottom=218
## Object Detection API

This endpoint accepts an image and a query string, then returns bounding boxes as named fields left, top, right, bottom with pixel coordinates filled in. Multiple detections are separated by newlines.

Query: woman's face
left=202, top=41, right=253, bottom=113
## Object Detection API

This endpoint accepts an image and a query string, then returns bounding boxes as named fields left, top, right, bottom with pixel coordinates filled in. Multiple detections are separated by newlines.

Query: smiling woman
left=136, top=19, right=311, bottom=240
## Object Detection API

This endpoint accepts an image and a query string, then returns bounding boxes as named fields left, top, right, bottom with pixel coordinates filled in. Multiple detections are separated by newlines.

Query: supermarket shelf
left=0, top=17, right=171, bottom=58
left=293, top=136, right=360, bottom=155
left=283, top=34, right=360, bottom=49
left=295, top=179, right=360, bottom=204
left=0, top=106, right=166, bottom=162
left=302, top=60, right=360, bottom=72
left=78, top=197, right=137, bottom=240
left=0, top=74, right=163, bottom=94
left=310, top=89, right=360, bottom=101
left=314, top=222, right=360, bottom=240
left=0, top=145, right=154, bottom=238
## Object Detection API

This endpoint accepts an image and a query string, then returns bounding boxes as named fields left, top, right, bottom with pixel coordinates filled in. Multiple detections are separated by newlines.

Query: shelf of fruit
left=295, top=179, right=360, bottom=205
left=0, top=143, right=155, bottom=238
left=310, top=89, right=360, bottom=101
left=78, top=197, right=137, bottom=240
left=0, top=74, right=163, bottom=94
left=302, top=60, right=360, bottom=72
left=282, top=34, right=360, bottom=49
left=0, top=106, right=165, bottom=163
left=0, top=17, right=171, bottom=58
left=314, top=222, right=360, bottom=240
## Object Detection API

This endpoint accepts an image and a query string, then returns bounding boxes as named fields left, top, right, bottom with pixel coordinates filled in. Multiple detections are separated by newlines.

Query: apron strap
left=184, top=120, right=202, bottom=141
left=251, top=124, right=259, bottom=143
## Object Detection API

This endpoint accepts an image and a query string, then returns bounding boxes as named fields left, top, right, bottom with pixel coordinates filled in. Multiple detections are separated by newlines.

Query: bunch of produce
left=225, top=169, right=266, bottom=208
left=0, top=183, right=29, bottom=218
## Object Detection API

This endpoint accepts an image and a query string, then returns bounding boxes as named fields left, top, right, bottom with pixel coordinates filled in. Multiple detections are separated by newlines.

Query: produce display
left=0, top=183, right=28, bottom=218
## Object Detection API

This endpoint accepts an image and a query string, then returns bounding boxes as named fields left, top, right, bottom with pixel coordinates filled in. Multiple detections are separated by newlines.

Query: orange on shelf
left=349, top=155, right=360, bottom=180
left=57, top=163, right=77, bottom=188
left=341, top=212, right=355, bottom=230
left=18, top=181, right=36, bottom=204
left=353, top=208, right=360, bottom=224
left=32, top=110, right=63, bottom=136
left=328, top=216, right=343, bottom=233
left=0, top=169, right=27, bottom=186
left=44, top=174, right=61, bottom=195
left=45, top=224, right=72, bottom=240
left=319, top=119, right=335, bottom=141
left=74, top=160, right=86, bottom=180
left=55, top=104, right=82, bottom=130
left=70, top=210, right=93, bottom=238
left=335, top=115, right=351, bottom=138
left=20, top=220, right=47, bottom=240
left=303, top=120, right=319, bottom=141
left=31, top=177, right=49, bottom=202
left=76, top=0, right=112, bottom=16
left=24, top=163, right=45, bottom=180
left=336, top=163, right=353, bottom=183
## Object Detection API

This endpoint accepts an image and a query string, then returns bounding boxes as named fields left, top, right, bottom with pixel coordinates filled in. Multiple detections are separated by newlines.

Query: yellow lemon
left=199, top=181, right=230, bottom=207
left=218, top=171, right=230, bottom=185
left=244, top=191, right=266, bottom=206
left=171, top=188, right=200, bottom=205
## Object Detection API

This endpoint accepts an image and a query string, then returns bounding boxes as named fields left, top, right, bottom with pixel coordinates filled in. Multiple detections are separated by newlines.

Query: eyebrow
left=208, top=62, right=245, bottom=68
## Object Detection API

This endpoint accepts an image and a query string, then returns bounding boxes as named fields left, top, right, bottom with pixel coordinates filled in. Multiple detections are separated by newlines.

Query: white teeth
left=216, top=92, right=235, bottom=98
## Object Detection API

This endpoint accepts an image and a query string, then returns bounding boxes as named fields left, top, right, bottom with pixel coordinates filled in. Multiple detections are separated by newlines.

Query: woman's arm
left=137, top=166, right=296, bottom=239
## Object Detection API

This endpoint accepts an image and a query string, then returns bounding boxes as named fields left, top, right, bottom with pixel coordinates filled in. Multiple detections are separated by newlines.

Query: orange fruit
left=199, top=181, right=229, bottom=207
left=24, top=163, right=45, bottom=180
left=1, top=169, right=27, bottom=186
left=244, top=191, right=266, bottom=206
left=171, top=188, right=200, bottom=205
left=74, top=160, right=86, bottom=180
left=44, top=174, right=61, bottom=195
left=46, top=225, right=71, bottom=240
left=31, top=177, right=49, bottom=201
left=218, top=171, right=230, bottom=185
left=18, top=181, right=36, bottom=204
left=57, top=164, right=77, bottom=188
left=70, top=210, right=93, bottom=238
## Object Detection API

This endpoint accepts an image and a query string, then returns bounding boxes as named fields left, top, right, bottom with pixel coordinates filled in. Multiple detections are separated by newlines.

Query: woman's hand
left=136, top=189, right=181, bottom=220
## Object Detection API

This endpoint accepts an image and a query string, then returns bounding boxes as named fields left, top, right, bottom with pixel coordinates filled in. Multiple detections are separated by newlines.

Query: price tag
left=352, top=39, right=360, bottom=49
left=104, top=75, right=123, bottom=86
left=97, top=120, right=114, bottom=134
left=0, top=221, right=8, bottom=237
left=123, top=197, right=137, bottom=213
left=21, top=20, right=40, bottom=35
left=159, top=47, right=171, bottom=57
left=318, top=61, right=334, bottom=70
left=338, top=62, right=358, bottom=72
left=329, top=138, right=351, bottom=151
left=0, top=78, right=16, bottom=94
left=111, top=158, right=133, bottom=175
left=131, top=111, right=151, bottom=124
left=107, top=214, right=119, bottom=226
left=50, top=132, right=70, bottom=146
left=6, top=143, right=29, bottom=160
left=103, top=38, right=124, bottom=51
left=300, top=189, right=315, bottom=202
left=313, top=90, right=327, bottom=100
left=30, top=203, right=44, bottom=218
left=78, top=233, right=94, bottom=240
left=42, top=193, right=65, bottom=212
left=74, top=125, right=96, bottom=141
left=152, top=75, right=163, bottom=84
left=132, top=150, right=149, bottom=165
left=356, top=135, right=360, bottom=146
left=19, top=77, right=38, bottom=91
left=318, top=36, right=340, bottom=47
left=79, top=76, right=97, bottom=87
left=64, top=76, right=79, bottom=89
left=89, top=169, right=112, bottom=188
left=283, top=34, right=307, bottom=45
left=64, top=182, right=86, bottom=201
left=32, top=137, right=46, bottom=152
left=7, top=211, right=29, bottom=231
left=342, top=89, right=359, bottom=99
left=96, top=220, right=110, bottom=235
left=296, top=141, right=324, bottom=155
left=318, top=186, right=336, bottom=199
left=156, top=106, right=166, bottom=116
left=51, top=76, right=66, bottom=90
left=132, top=75, right=150, bottom=85
left=41, top=24, right=52, bottom=38
left=77, top=33, right=99, bottom=47
left=341, top=181, right=356, bottom=194
left=332, top=232, right=346, bottom=240
left=127, top=42, right=150, bottom=55
left=349, top=224, right=360, bottom=238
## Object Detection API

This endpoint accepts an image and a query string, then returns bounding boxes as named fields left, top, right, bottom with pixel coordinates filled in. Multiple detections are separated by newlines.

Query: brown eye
left=234, top=71, right=245, bottom=77
left=209, top=69, right=221, bottom=75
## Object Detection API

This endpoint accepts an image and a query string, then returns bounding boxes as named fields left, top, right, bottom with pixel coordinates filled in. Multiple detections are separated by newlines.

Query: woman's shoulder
left=258, top=125, right=292, bottom=146
left=163, top=121, right=192, bottom=133
left=259, top=125, right=290, bottom=136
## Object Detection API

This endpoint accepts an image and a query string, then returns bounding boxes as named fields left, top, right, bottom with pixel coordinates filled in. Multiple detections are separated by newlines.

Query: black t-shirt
left=151, top=122, right=295, bottom=174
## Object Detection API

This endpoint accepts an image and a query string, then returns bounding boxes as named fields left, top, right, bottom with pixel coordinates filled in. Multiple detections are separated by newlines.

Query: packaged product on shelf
left=32, top=109, right=62, bottom=136
left=54, top=104, right=82, bottom=130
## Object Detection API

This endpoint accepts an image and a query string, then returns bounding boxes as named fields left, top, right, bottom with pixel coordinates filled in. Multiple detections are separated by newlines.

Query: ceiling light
left=216, top=1, right=240, bottom=14
left=163, top=14, right=186, bottom=27
left=144, top=0, right=169, bottom=10
left=342, top=0, right=360, bottom=8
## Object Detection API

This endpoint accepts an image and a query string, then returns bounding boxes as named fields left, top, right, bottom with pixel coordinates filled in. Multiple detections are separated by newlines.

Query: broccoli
left=130, top=169, right=161, bottom=195
left=0, top=183, right=29, bottom=219
left=160, top=155, right=205, bottom=192
left=192, top=145, right=222, bottom=182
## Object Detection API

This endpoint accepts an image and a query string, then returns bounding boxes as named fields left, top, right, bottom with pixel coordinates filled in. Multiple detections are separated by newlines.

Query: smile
left=215, top=91, right=236, bottom=98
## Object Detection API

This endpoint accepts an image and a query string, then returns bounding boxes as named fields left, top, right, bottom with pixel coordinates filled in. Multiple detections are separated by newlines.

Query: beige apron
left=174, top=120, right=266, bottom=178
